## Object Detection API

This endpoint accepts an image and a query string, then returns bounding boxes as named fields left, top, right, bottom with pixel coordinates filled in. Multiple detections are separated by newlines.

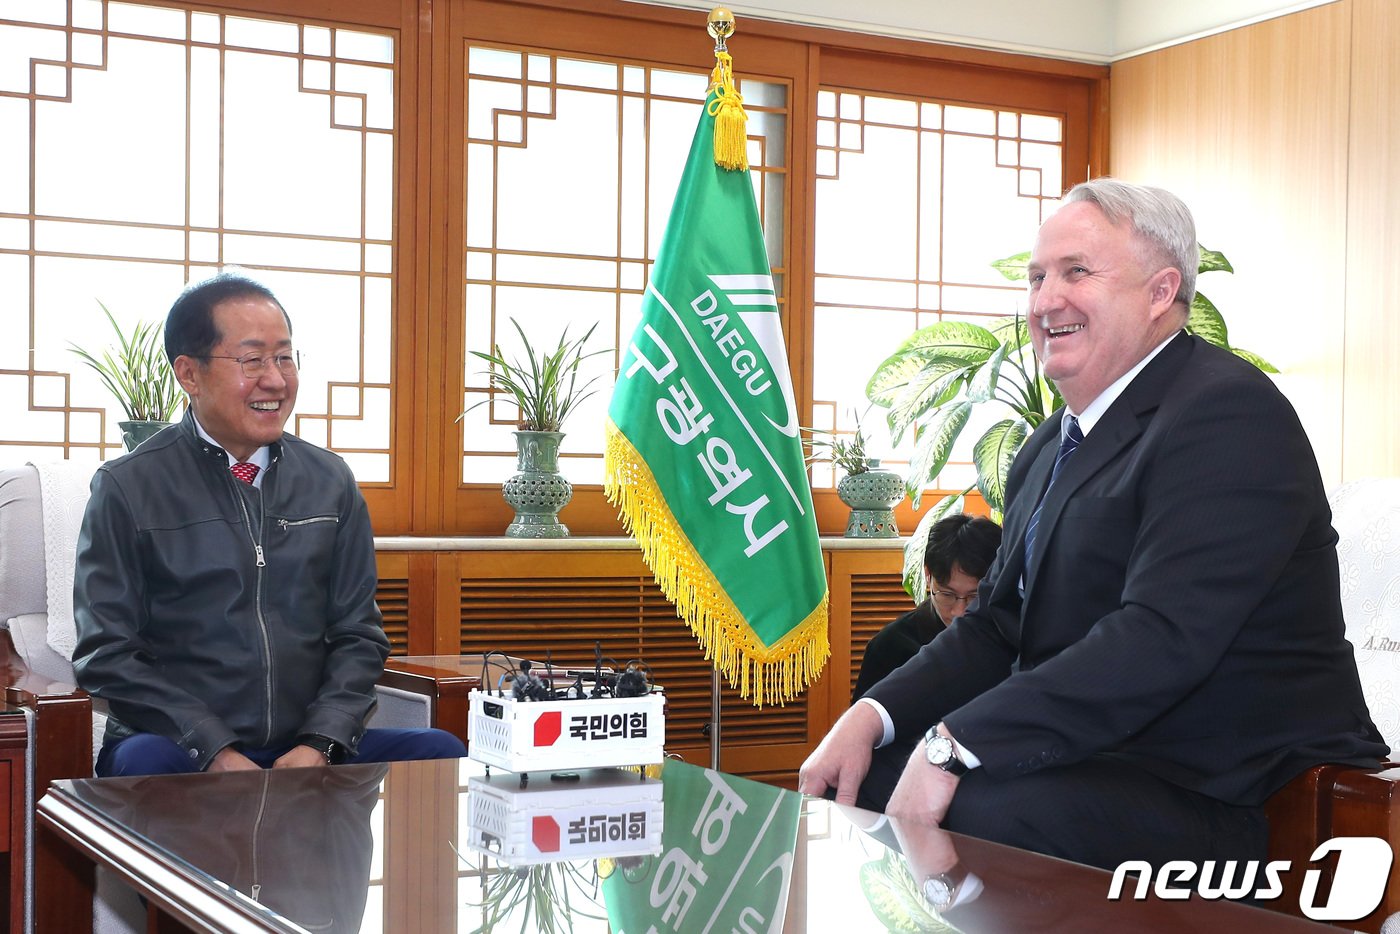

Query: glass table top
left=44, top=757, right=1332, bottom=933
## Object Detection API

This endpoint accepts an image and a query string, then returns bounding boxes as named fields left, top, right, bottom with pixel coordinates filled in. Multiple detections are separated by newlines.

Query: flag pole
left=705, top=6, right=735, bottom=771
left=604, top=1, right=829, bottom=714
left=711, top=668, right=722, bottom=769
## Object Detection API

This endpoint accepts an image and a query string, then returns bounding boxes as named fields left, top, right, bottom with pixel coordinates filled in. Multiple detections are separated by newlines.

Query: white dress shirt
left=192, top=414, right=272, bottom=490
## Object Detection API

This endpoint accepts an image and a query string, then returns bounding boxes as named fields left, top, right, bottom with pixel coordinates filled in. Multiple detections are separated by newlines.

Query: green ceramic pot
left=119, top=420, right=173, bottom=452
left=502, top=430, right=572, bottom=538
left=836, top=459, right=903, bottom=538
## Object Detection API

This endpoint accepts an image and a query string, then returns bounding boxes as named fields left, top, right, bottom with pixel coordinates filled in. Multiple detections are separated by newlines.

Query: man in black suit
left=852, top=514, right=1002, bottom=702
left=799, top=179, right=1386, bottom=873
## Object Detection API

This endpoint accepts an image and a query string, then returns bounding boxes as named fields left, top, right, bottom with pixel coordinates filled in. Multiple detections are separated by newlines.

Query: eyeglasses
left=931, top=588, right=979, bottom=610
left=201, top=351, right=301, bottom=379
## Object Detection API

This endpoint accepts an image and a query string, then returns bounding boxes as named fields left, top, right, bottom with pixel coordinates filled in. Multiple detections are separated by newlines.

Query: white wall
left=627, top=0, right=1342, bottom=61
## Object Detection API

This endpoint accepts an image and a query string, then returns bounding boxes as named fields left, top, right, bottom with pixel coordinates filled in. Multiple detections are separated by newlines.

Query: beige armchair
left=1315, top=479, right=1400, bottom=932
left=0, top=463, right=95, bottom=933
left=1264, top=479, right=1400, bottom=933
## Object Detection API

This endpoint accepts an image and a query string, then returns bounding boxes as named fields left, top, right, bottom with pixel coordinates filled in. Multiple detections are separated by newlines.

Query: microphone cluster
left=508, top=661, right=552, bottom=702
left=494, top=643, right=653, bottom=702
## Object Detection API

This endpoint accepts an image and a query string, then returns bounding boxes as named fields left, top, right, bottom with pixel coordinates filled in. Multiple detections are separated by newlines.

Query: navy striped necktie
left=1023, top=415, right=1083, bottom=569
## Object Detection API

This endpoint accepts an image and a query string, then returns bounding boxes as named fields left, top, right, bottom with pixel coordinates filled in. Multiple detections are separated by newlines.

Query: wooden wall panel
left=1108, top=4, right=1352, bottom=485
left=1341, top=0, right=1400, bottom=480
left=376, top=553, right=411, bottom=655
left=378, top=543, right=906, bottom=784
left=847, top=568, right=911, bottom=701
left=453, top=553, right=817, bottom=778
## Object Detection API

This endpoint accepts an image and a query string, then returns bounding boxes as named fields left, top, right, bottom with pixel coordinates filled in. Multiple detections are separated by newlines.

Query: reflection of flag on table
left=602, top=764, right=800, bottom=933
left=604, top=57, right=828, bottom=706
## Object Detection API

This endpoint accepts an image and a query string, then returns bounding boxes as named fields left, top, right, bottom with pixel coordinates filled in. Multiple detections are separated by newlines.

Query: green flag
left=604, top=56, right=829, bottom=705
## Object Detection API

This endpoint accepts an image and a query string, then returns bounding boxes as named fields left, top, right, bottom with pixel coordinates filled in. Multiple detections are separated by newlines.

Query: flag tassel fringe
left=605, top=421, right=829, bottom=707
left=708, top=51, right=748, bottom=171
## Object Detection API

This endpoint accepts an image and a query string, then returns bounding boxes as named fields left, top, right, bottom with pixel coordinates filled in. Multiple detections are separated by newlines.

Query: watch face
left=922, top=874, right=955, bottom=910
left=926, top=733, right=954, bottom=766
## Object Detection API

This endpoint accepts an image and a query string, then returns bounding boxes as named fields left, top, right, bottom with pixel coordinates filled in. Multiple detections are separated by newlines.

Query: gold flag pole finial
left=707, top=6, right=735, bottom=51
left=706, top=7, right=748, bottom=171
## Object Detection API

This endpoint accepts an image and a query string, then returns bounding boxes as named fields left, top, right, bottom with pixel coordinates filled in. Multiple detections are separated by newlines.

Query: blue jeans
left=95, top=728, right=466, bottom=777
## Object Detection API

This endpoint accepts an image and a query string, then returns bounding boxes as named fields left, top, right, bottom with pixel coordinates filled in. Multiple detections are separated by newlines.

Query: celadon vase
left=119, top=420, right=172, bottom=452
left=836, top=458, right=903, bottom=538
left=502, top=430, right=572, bottom=538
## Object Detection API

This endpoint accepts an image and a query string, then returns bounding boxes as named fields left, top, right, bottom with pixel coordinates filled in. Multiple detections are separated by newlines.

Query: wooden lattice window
left=0, top=1, right=397, bottom=480
left=458, top=46, right=789, bottom=486
left=810, top=89, right=1065, bottom=490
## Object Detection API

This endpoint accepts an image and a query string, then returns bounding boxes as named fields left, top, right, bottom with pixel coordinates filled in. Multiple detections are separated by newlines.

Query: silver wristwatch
left=922, top=872, right=959, bottom=911
left=924, top=726, right=968, bottom=776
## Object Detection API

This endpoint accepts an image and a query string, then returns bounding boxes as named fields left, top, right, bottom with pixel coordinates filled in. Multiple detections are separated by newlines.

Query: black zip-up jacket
left=73, top=412, right=389, bottom=770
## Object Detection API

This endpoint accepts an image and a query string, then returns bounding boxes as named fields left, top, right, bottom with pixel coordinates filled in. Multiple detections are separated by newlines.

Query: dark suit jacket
left=853, top=602, right=942, bottom=703
left=867, top=332, right=1386, bottom=806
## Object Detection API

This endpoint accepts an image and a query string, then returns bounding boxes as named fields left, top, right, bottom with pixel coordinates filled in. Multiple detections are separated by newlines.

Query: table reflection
left=459, top=763, right=798, bottom=933
left=51, top=758, right=1328, bottom=933
left=879, top=814, right=1328, bottom=934
left=71, top=764, right=385, bottom=933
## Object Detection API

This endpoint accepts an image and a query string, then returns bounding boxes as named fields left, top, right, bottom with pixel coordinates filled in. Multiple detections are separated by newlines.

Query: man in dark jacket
left=852, top=514, right=1001, bottom=701
left=74, top=272, right=465, bottom=776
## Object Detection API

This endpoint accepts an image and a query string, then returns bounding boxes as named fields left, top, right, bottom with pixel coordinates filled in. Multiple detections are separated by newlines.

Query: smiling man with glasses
left=853, top=514, right=1002, bottom=702
left=73, top=271, right=465, bottom=777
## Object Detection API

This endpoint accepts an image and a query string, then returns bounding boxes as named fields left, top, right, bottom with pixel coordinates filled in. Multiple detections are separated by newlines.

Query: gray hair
left=1063, top=178, right=1198, bottom=309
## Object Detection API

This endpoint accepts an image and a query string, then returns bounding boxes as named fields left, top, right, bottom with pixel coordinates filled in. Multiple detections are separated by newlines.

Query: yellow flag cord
left=708, top=51, right=748, bottom=171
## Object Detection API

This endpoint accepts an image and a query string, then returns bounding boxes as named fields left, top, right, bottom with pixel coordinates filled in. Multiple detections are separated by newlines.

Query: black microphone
left=592, top=641, right=607, bottom=697
left=615, top=664, right=649, bottom=698
left=510, top=660, right=550, bottom=701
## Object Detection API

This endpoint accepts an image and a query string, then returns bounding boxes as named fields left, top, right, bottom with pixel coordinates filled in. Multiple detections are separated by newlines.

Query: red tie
left=231, top=462, right=260, bottom=485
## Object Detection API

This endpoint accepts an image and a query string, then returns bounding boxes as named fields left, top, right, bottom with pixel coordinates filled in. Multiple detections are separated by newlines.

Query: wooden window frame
left=434, top=0, right=1107, bottom=537
left=2, top=0, right=1105, bottom=535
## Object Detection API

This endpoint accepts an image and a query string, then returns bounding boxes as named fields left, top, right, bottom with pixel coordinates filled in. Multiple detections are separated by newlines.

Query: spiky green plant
left=463, top=318, right=608, bottom=432
left=68, top=300, right=183, bottom=422
left=869, top=246, right=1276, bottom=598
left=805, top=411, right=873, bottom=477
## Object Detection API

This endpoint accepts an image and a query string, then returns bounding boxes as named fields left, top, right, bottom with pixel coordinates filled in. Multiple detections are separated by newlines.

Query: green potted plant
left=463, top=318, right=608, bottom=538
left=69, top=300, right=183, bottom=452
left=867, top=246, right=1276, bottom=595
left=465, top=858, right=607, bottom=933
left=806, top=412, right=904, bottom=538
